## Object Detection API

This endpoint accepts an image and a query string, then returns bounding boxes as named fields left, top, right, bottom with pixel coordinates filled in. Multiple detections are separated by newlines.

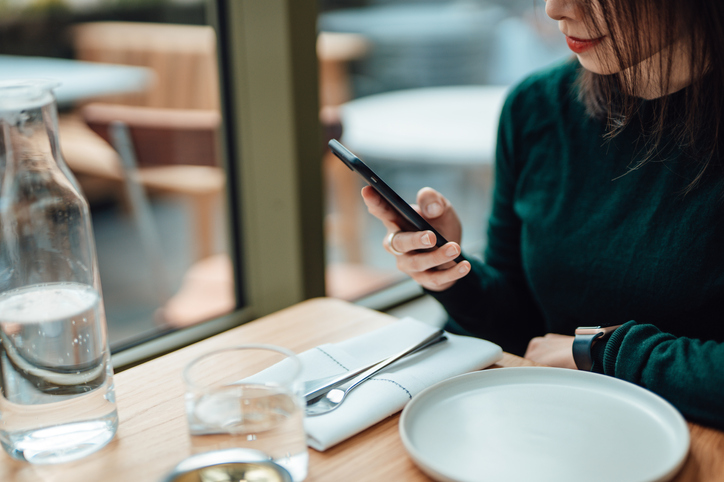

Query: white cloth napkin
left=300, top=318, right=502, bottom=451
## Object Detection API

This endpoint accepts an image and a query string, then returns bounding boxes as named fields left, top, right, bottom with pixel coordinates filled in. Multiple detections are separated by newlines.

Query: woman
left=362, top=0, right=724, bottom=429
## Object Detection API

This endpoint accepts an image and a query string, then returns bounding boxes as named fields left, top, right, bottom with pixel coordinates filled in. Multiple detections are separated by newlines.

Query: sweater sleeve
left=426, top=83, right=546, bottom=356
left=592, top=321, right=724, bottom=429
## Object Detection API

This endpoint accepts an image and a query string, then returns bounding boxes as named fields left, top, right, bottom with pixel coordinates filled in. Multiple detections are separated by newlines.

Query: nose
left=545, top=0, right=577, bottom=21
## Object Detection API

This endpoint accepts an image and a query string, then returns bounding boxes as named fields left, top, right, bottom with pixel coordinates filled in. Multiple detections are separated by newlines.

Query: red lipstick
left=565, top=36, right=604, bottom=54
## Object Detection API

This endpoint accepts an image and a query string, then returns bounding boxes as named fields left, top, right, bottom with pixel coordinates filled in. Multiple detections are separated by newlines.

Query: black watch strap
left=572, top=332, right=603, bottom=371
left=573, top=325, right=622, bottom=371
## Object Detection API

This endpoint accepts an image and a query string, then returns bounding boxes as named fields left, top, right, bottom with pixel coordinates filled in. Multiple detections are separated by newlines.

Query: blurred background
left=0, top=0, right=569, bottom=352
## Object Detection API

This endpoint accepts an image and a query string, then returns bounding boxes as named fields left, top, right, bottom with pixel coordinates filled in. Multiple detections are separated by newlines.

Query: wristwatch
left=572, top=325, right=622, bottom=371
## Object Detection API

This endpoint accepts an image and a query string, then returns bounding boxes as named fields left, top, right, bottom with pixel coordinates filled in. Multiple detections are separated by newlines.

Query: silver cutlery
left=303, top=329, right=446, bottom=402
left=305, top=329, right=446, bottom=416
left=303, top=361, right=385, bottom=400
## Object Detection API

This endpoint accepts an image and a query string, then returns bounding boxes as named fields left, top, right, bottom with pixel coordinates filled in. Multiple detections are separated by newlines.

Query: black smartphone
left=328, top=139, right=464, bottom=263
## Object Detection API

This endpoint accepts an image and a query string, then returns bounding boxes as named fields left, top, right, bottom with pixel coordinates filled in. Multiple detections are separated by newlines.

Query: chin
left=576, top=55, right=621, bottom=75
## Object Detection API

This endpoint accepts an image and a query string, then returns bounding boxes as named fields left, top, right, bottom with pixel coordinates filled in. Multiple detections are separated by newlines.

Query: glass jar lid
left=160, top=449, right=294, bottom=482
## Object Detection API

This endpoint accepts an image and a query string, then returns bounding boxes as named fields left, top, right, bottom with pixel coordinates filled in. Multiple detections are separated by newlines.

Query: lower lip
left=566, top=36, right=604, bottom=54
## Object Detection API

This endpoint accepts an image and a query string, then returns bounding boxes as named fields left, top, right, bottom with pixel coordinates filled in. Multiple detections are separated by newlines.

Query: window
left=0, top=0, right=325, bottom=369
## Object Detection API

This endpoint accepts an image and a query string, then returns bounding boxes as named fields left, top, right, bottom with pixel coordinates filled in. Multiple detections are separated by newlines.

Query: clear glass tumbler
left=0, top=80, right=118, bottom=464
left=183, top=345, right=308, bottom=482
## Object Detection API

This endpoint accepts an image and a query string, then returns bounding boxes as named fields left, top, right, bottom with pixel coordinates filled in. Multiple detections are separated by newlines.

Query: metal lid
left=161, top=449, right=293, bottom=482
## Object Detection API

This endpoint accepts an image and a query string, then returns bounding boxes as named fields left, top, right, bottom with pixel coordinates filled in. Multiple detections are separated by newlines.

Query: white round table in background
left=0, top=54, right=152, bottom=109
left=340, top=85, right=509, bottom=167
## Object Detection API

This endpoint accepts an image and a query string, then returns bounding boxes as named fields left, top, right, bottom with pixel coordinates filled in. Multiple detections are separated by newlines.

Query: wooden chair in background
left=66, top=21, right=225, bottom=264
left=71, top=22, right=219, bottom=110
left=80, top=102, right=224, bottom=263
left=74, top=103, right=231, bottom=327
left=60, top=22, right=232, bottom=326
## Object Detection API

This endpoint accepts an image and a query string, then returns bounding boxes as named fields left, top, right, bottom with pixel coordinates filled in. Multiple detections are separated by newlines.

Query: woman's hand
left=524, top=334, right=577, bottom=369
left=361, top=185, right=471, bottom=292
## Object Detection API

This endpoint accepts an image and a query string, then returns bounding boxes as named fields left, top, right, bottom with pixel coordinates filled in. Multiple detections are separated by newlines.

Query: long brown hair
left=576, top=0, right=724, bottom=189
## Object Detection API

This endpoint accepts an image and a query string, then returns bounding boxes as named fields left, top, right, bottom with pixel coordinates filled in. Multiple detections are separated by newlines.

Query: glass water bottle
left=0, top=80, right=118, bottom=464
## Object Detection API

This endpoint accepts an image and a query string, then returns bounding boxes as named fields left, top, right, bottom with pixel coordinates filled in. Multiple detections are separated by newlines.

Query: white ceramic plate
left=399, top=367, right=689, bottom=482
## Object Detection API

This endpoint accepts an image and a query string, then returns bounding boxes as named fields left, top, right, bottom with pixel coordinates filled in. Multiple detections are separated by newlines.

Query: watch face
left=575, top=325, right=623, bottom=336
left=575, top=327, right=603, bottom=335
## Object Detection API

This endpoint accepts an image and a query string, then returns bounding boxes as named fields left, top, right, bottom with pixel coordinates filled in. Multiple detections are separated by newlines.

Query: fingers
left=409, top=257, right=471, bottom=292
left=394, top=240, right=461, bottom=271
left=416, top=187, right=462, bottom=245
left=388, top=237, right=471, bottom=291
left=417, top=187, right=450, bottom=220
left=386, top=229, right=436, bottom=254
left=361, top=186, right=403, bottom=232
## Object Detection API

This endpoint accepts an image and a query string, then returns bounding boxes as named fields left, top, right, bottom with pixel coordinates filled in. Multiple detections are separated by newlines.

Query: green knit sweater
left=429, top=59, right=724, bottom=429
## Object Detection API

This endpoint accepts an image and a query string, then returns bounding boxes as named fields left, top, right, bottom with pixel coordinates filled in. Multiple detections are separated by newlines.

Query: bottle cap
left=161, top=448, right=293, bottom=482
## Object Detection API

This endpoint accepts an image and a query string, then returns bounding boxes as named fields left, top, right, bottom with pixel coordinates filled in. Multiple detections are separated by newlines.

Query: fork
left=305, top=329, right=447, bottom=416
left=303, top=330, right=446, bottom=402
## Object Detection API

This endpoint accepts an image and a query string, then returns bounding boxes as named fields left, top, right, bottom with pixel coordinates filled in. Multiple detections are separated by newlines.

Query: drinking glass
left=183, top=345, right=308, bottom=482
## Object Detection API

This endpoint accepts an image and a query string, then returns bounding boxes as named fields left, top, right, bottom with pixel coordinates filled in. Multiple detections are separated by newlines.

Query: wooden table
left=1, top=298, right=722, bottom=481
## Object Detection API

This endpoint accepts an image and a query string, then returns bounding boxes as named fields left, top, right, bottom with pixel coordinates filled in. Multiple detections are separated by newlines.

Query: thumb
left=417, top=187, right=448, bottom=220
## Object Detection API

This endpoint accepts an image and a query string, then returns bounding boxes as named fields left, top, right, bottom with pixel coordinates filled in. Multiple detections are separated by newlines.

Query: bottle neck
left=1, top=101, right=75, bottom=196
left=6, top=102, right=58, bottom=161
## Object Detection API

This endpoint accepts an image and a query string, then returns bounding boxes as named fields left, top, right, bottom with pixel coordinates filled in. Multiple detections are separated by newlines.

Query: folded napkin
left=299, top=318, right=502, bottom=451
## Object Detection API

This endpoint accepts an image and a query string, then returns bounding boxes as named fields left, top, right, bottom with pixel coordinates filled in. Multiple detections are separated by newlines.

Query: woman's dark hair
left=576, top=0, right=724, bottom=189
